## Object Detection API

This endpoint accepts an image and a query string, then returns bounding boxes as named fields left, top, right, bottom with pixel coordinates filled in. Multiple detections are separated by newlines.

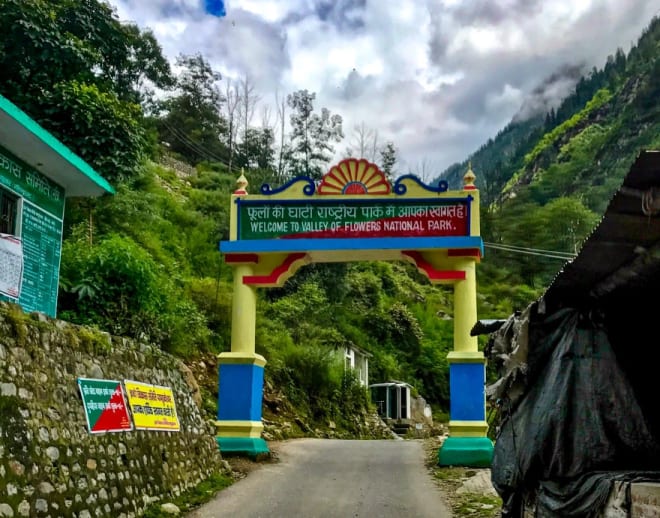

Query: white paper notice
left=0, top=233, right=23, bottom=298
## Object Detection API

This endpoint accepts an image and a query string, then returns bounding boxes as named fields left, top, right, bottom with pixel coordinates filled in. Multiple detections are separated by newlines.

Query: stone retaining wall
left=158, top=154, right=196, bottom=178
left=0, top=302, right=222, bottom=517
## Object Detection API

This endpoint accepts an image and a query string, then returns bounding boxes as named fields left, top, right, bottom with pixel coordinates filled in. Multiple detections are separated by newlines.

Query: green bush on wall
left=58, top=232, right=210, bottom=355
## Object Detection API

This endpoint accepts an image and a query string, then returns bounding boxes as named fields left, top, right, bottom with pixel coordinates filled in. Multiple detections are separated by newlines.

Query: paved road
left=187, top=438, right=452, bottom=518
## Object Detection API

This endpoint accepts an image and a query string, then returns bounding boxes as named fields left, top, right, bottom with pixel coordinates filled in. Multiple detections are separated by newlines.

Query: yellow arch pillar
left=216, top=176, right=269, bottom=457
left=437, top=164, right=493, bottom=467
left=447, top=257, right=488, bottom=438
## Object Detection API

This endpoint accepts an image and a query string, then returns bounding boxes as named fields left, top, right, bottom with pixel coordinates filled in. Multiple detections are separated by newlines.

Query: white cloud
left=237, top=0, right=296, bottom=22
left=110, top=0, right=659, bottom=174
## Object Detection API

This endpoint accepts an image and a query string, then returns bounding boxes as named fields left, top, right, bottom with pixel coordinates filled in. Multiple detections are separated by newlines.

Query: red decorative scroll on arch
left=317, top=158, right=391, bottom=195
left=402, top=251, right=466, bottom=283
left=242, top=253, right=309, bottom=288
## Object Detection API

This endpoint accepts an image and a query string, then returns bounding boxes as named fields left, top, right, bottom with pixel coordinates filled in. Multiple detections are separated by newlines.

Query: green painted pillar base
left=438, top=437, right=494, bottom=467
left=216, top=437, right=270, bottom=458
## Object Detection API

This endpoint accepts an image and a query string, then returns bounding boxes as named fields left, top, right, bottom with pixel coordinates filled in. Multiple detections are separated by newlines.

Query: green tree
left=92, top=22, right=173, bottom=104
left=40, top=81, right=147, bottom=183
left=236, top=127, right=276, bottom=171
left=537, top=197, right=598, bottom=255
left=0, top=0, right=172, bottom=182
left=287, top=90, right=343, bottom=178
left=154, top=54, right=229, bottom=165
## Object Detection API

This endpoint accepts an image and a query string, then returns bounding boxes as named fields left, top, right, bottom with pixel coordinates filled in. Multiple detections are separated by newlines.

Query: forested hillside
left=1, top=1, right=658, bottom=434
left=441, top=16, right=660, bottom=286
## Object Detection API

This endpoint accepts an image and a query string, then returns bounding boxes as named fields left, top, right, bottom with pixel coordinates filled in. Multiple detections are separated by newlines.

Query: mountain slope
left=441, top=15, right=660, bottom=215
left=439, top=15, right=660, bottom=288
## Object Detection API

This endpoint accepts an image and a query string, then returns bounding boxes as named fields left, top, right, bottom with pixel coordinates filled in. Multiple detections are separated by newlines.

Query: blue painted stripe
left=220, top=236, right=484, bottom=255
left=450, top=363, right=486, bottom=421
left=250, top=365, right=264, bottom=420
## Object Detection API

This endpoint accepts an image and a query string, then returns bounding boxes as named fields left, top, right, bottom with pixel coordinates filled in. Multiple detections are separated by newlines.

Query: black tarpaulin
left=485, top=152, right=660, bottom=517
left=491, top=307, right=660, bottom=517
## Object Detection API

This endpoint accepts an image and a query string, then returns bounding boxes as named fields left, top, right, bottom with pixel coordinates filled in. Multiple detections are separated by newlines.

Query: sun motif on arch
left=317, top=158, right=391, bottom=195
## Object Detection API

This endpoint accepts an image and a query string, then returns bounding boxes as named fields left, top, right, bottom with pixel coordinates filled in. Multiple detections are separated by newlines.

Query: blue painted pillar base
left=216, top=352, right=269, bottom=457
left=440, top=352, right=492, bottom=466
left=438, top=437, right=494, bottom=467
left=448, top=356, right=486, bottom=423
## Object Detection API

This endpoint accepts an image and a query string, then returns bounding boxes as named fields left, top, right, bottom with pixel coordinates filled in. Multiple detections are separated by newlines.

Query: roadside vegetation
left=142, top=472, right=234, bottom=517
left=424, top=438, right=502, bottom=518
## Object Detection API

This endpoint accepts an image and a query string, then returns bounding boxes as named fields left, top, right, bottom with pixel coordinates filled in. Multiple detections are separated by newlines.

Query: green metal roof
left=0, top=93, right=115, bottom=197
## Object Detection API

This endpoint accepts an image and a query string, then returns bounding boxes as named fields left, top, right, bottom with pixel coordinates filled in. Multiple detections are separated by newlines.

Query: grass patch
left=453, top=493, right=502, bottom=517
left=431, top=465, right=502, bottom=517
left=424, top=438, right=502, bottom=518
left=434, top=466, right=470, bottom=481
left=142, top=471, right=234, bottom=517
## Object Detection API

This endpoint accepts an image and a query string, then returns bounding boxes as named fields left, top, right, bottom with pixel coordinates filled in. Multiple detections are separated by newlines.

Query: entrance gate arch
left=218, top=159, right=493, bottom=466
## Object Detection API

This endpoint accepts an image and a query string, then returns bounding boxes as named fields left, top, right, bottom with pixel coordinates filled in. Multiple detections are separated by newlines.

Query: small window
left=0, top=188, right=18, bottom=235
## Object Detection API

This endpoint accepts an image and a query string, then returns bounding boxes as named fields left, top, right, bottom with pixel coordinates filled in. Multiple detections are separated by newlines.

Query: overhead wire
left=162, top=121, right=228, bottom=164
left=162, top=126, right=219, bottom=163
left=160, top=120, right=210, bottom=158
left=161, top=120, right=233, bottom=166
left=484, top=242, right=575, bottom=261
left=484, top=242, right=575, bottom=258
left=161, top=120, right=221, bottom=160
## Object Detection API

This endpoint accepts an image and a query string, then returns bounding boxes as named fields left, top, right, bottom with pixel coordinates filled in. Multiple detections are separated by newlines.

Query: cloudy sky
left=110, top=0, right=658, bottom=174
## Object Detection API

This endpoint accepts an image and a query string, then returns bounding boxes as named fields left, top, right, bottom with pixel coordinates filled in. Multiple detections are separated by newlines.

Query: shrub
left=59, top=232, right=210, bottom=354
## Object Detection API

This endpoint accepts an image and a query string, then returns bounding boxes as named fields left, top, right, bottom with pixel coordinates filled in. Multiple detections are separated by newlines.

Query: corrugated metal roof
left=543, top=150, right=660, bottom=310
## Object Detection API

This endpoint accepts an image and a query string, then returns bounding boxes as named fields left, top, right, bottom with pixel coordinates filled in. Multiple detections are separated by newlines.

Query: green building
left=0, top=94, right=114, bottom=317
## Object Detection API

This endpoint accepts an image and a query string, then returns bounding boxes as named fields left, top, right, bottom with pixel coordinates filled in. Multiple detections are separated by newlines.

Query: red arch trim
left=243, top=253, right=307, bottom=286
left=401, top=251, right=466, bottom=281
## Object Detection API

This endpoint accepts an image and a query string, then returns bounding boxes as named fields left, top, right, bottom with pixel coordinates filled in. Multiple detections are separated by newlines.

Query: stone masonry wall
left=0, top=302, right=223, bottom=517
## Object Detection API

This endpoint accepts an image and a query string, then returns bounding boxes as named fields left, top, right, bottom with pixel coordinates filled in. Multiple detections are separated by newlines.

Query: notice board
left=0, top=145, right=64, bottom=316
left=124, top=380, right=180, bottom=431
left=78, top=377, right=133, bottom=434
left=18, top=203, right=62, bottom=316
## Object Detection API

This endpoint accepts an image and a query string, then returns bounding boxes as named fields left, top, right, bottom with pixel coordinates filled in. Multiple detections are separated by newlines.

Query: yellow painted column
left=230, top=264, right=257, bottom=355
left=451, top=258, right=479, bottom=354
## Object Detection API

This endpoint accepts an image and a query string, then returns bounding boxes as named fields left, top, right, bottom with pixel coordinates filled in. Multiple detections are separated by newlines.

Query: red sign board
left=78, top=378, right=132, bottom=433
left=238, top=200, right=470, bottom=240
